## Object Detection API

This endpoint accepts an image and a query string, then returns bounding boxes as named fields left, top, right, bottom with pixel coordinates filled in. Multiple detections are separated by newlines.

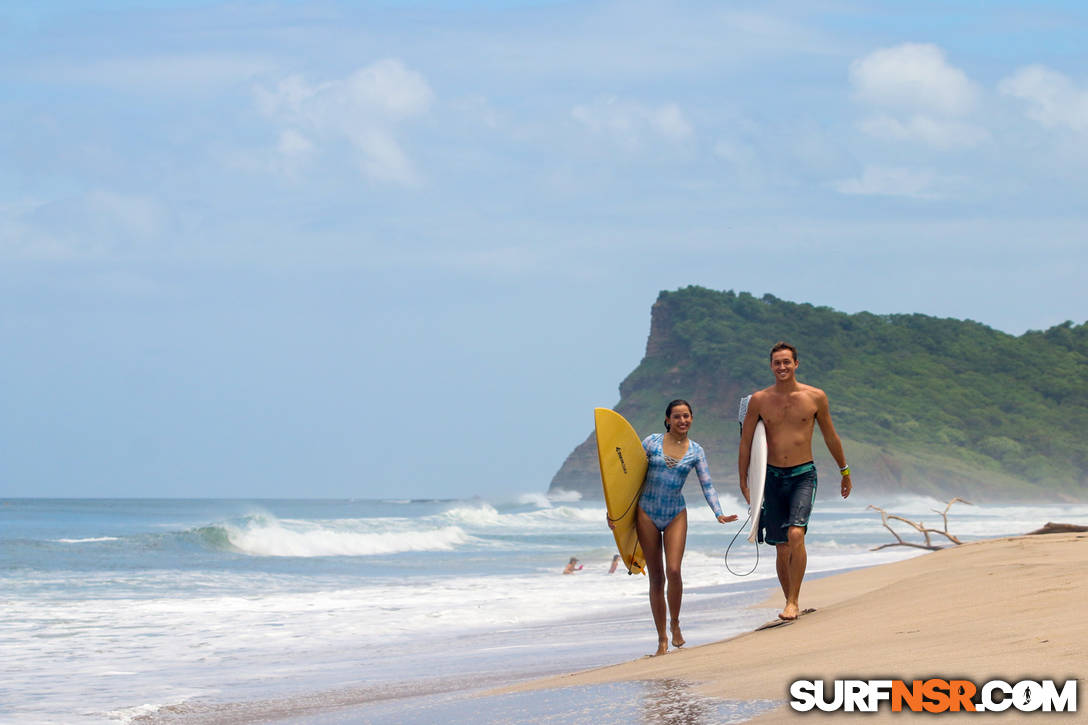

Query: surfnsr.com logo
left=790, top=678, right=1077, bottom=713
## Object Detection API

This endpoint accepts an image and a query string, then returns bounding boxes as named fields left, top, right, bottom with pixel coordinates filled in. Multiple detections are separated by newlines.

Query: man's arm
left=814, top=390, right=852, bottom=499
left=737, top=396, right=761, bottom=505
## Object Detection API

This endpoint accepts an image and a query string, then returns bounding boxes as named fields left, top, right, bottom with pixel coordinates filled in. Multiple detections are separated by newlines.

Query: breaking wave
left=192, top=515, right=471, bottom=557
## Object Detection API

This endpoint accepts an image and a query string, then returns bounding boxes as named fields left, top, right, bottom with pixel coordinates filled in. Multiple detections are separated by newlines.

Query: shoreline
left=493, top=532, right=1087, bottom=722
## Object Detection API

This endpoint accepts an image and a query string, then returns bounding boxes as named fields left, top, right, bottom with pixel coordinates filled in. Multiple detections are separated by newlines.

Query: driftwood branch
left=867, top=497, right=973, bottom=551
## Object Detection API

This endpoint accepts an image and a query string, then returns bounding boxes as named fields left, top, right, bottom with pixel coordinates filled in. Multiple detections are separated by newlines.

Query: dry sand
left=498, top=532, right=1087, bottom=722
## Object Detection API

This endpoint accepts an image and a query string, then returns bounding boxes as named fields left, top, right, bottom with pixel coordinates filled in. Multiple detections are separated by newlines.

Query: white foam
left=54, top=537, right=120, bottom=544
left=109, top=703, right=166, bottom=724
left=547, top=488, right=583, bottom=502
left=686, top=500, right=747, bottom=523
left=441, top=502, right=505, bottom=526
left=537, top=505, right=609, bottom=524
left=440, top=503, right=607, bottom=529
left=223, top=517, right=471, bottom=557
left=836, top=499, right=1088, bottom=542
left=516, top=492, right=553, bottom=508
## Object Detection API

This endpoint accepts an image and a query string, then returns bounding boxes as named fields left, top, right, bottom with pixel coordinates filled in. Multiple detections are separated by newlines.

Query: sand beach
left=498, top=531, right=1087, bottom=722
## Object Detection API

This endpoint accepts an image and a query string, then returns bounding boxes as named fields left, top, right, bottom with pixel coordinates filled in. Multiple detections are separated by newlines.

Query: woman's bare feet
left=779, top=601, right=800, bottom=620
left=652, top=637, right=669, bottom=656
left=670, top=619, right=685, bottom=648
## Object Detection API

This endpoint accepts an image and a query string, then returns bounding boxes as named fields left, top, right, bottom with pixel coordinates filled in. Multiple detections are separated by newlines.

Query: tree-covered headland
left=549, top=286, right=1087, bottom=501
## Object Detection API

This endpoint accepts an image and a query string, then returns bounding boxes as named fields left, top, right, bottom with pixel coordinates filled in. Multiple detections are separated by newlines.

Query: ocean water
left=3, top=493, right=1086, bottom=724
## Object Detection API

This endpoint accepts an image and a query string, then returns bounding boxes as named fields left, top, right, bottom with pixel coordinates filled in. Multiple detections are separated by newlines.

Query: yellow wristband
left=839, top=465, right=850, bottom=477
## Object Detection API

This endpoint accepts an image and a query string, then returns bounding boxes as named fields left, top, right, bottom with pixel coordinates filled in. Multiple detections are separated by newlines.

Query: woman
left=637, top=399, right=737, bottom=655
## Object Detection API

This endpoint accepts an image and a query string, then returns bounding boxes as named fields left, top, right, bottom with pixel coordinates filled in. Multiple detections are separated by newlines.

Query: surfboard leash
left=605, top=486, right=642, bottom=528
left=626, top=539, right=642, bottom=576
left=606, top=486, right=645, bottom=575
left=723, top=513, right=760, bottom=576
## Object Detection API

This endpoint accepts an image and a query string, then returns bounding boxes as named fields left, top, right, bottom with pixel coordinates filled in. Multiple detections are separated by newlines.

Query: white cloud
left=277, top=129, right=315, bottom=158
left=858, top=114, right=989, bottom=148
left=649, top=104, right=693, bottom=142
left=833, top=166, right=947, bottom=199
left=1, top=191, right=165, bottom=260
left=35, top=53, right=274, bottom=93
left=350, top=128, right=418, bottom=184
left=246, top=129, right=317, bottom=179
left=452, top=95, right=501, bottom=129
left=83, top=190, right=164, bottom=239
left=571, top=96, right=693, bottom=148
left=850, top=43, right=977, bottom=116
left=712, top=137, right=770, bottom=187
left=999, top=65, right=1088, bottom=133
left=848, top=44, right=985, bottom=152
left=256, top=59, right=434, bottom=184
left=712, top=139, right=756, bottom=166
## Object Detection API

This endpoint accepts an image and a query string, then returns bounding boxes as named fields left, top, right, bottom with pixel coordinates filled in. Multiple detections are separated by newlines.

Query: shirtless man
left=738, top=342, right=852, bottom=621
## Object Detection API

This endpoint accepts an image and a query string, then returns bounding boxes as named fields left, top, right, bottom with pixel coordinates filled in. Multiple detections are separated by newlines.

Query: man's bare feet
left=654, top=639, right=669, bottom=656
left=779, top=601, right=800, bottom=620
left=670, top=619, right=685, bottom=648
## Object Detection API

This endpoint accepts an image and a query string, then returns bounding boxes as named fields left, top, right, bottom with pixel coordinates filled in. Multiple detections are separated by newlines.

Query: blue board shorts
left=759, top=462, right=817, bottom=545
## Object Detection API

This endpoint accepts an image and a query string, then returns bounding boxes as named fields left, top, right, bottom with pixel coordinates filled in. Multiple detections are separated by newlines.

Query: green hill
left=549, top=287, right=1088, bottom=501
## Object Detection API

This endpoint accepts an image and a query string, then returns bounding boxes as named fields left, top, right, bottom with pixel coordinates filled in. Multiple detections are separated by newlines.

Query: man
left=738, top=341, right=852, bottom=620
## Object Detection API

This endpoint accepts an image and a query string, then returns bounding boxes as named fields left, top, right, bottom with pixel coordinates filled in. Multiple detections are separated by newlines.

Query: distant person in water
left=608, top=554, right=621, bottom=574
left=563, top=557, right=583, bottom=574
left=738, top=342, right=852, bottom=621
left=612, top=399, right=738, bottom=656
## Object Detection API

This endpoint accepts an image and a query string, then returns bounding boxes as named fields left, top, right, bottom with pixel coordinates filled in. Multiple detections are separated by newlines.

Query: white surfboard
left=747, top=420, right=768, bottom=544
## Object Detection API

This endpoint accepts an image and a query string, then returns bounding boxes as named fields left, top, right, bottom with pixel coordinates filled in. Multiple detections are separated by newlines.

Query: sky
left=2, top=0, right=1086, bottom=500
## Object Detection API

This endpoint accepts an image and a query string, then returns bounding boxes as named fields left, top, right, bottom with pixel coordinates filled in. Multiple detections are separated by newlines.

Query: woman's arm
left=694, top=446, right=724, bottom=518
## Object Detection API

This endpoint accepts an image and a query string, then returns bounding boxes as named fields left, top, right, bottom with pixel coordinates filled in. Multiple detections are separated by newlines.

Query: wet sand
left=496, top=532, right=1087, bottom=722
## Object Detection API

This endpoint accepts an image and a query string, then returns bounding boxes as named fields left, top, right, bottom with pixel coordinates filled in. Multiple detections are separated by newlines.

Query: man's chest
left=763, top=394, right=817, bottom=427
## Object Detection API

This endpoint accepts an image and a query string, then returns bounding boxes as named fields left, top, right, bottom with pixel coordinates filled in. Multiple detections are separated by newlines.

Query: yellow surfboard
left=594, top=408, right=647, bottom=575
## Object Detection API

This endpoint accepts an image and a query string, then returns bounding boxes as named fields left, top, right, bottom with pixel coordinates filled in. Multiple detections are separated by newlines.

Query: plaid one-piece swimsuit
left=638, top=434, right=724, bottom=530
